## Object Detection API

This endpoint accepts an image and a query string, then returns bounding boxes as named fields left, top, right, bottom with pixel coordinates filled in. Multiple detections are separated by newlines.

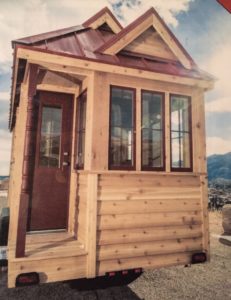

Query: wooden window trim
left=109, top=85, right=136, bottom=170
left=170, top=93, right=193, bottom=172
left=141, top=89, right=166, bottom=171
left=75, top=89, right=87, bottom=170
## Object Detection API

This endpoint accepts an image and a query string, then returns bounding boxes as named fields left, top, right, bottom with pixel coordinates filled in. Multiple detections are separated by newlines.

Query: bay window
left=109, top=86, right=135, bottom=170
left=141, top=91, right=165, bottom=170
left=170, top=94, right=192, bottom=171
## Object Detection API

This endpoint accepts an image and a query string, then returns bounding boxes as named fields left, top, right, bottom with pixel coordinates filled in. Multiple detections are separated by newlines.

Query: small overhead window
left=109, top=86, right=136, bottom=170
left=170, top=94, right=192, bottom=171
left=76, top=91, right=87, bottom=169
left=39, top=106, right=62, bottom=168
left=141, top=91, right=165, bottom=171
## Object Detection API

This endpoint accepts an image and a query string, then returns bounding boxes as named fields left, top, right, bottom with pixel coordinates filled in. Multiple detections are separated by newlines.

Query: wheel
left=0, top=207, right=9, bottom=246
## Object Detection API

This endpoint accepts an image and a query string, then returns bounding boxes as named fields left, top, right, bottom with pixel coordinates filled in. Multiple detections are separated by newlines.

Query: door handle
left=62, top=161, right=70, bottom=167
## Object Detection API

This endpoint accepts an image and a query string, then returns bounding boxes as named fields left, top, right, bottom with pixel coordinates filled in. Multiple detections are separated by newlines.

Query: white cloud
left=204, top=41, right=231, bottom=98
left=110, top=0, right=194, bottom=26
left=206, top=97, right=231, bottom=113
left=0, top=0, right=194, bottom=73
left=207, top=136, right=231, bottom=156
left=0, top=92, right=10, bottom=102
left=0, top=129, right=11, bottom=175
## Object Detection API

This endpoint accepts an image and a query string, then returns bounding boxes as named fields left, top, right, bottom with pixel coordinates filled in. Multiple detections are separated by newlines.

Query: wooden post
left=136, top=88, right=141, bottom=171
left=165, top=92, right=170, bottom=172
left=86, top=173, right=98, bottom=278
left=16, top=64, right=38, bottom=258
left=200, top=175, right=210, bottom=260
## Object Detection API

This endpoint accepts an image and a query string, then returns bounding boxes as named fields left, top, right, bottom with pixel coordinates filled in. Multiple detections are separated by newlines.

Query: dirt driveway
left=1, top=212, right=231, bottom=300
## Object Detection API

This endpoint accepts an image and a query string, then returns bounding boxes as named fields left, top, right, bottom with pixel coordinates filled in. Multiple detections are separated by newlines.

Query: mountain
left=207, top=152, right=231, bottom=181
left=0, top=176, right=9, bottom=181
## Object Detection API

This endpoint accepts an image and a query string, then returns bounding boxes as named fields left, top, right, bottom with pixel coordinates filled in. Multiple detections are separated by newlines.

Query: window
left=39, top=106, right=62, bottom=168
left=109, top=86, right=135, bottom=169
left=76, top=91, right=87, bottom=169
left=141, top=91, right=165, bottom=170
left=170, top=94, right=192, bottom=171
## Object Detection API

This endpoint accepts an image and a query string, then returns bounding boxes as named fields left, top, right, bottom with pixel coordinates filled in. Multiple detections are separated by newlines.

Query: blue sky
left=0, top=0, right=230, bottom=174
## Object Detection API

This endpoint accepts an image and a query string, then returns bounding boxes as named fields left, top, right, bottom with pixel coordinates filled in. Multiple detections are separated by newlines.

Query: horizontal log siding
left=96, top=173, right=203, bottom=275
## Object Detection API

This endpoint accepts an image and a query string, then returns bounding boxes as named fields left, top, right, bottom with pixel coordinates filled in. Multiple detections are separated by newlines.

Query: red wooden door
left=28, top=91, right=73, bottom=231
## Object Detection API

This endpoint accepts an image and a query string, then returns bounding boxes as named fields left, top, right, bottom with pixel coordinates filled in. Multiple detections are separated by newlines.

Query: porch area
left=8, top=231, right=87, bottom=287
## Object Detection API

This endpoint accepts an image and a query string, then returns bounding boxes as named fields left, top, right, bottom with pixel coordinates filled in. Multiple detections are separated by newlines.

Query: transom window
left=141, top=91, right=165, bottom=170
left=109, top=86, right=136, bottom=170
left=170, top=94, right=192, bottom=171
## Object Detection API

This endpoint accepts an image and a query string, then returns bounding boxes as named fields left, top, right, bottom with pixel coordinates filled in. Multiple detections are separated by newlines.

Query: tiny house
left=5, top=7, right=214, bottom=287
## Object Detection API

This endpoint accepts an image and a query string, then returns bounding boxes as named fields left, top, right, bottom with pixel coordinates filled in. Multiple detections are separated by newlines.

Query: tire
left=222, top=205, right=231, bottom=235
left=0, top=207, right=9, bottom=246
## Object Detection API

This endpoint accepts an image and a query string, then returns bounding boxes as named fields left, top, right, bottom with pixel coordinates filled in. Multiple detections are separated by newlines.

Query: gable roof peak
left=82, top=6, right=123, bottom=33
left=97, top=7, right=196, bottom=70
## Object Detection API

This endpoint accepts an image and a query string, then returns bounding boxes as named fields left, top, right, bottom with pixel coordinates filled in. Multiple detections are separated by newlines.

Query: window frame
left=108, top=85, right=136, bottom=170
left=170, top=94, right=193, bottom=172
left=75, top=90, right=87, bottom=170
left=141, top=89, right=165, bottom=171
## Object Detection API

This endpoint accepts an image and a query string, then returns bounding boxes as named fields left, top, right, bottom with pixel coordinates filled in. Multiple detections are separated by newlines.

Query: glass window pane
left=76, top=93, right=87, bottom=169
left=171, top=96, right=190, bottom=132
left=110, top=87, right=134, bottom=168
left=141, top=91, right=164, bottom=169
left=39, top=106, right=62, bottom=167
left=171, top=131, right=181, bottom=168
left=170, top=95, right=191, bottom=170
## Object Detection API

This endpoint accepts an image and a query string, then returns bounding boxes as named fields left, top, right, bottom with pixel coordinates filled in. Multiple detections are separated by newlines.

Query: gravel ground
left=0, top=211, right=231, bottom=300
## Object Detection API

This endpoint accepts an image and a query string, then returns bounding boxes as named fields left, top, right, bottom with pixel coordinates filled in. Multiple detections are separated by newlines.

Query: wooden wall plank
left=8, top=255, right=87, bottom=288
left=200, top=175, right=210, bottom=260
left=98, top=198, right=201, bottom=215
left=98, top=211, right=202, bottom=230
left=8, top=84, right=28, bottom=249
left=84, top=73, right=95, bottom=170
left=91, top=71, right=109, bottom=171
left=99, top=173, right=200, bottom=187
left=97, top=252, right=192, bottom=275
left=107, top=73, right=194, bottom=97
left=76, top=174, right=88, bottom=244
left=17, top=48, right=214, bottom=89
left=97, top=225, right=202, bottom=246
left=85, top=173, right=98, bottom=277
left=68, top=87, right=79, bottom=235
left=98, top=237, right=202, bottom=260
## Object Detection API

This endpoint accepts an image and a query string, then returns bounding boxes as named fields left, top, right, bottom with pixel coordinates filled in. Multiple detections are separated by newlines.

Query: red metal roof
left=10, top=7, right=214, bottom=130
left=12, top=26, right=212, bottom=81
left=11, top=7, right=213, bottom=81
